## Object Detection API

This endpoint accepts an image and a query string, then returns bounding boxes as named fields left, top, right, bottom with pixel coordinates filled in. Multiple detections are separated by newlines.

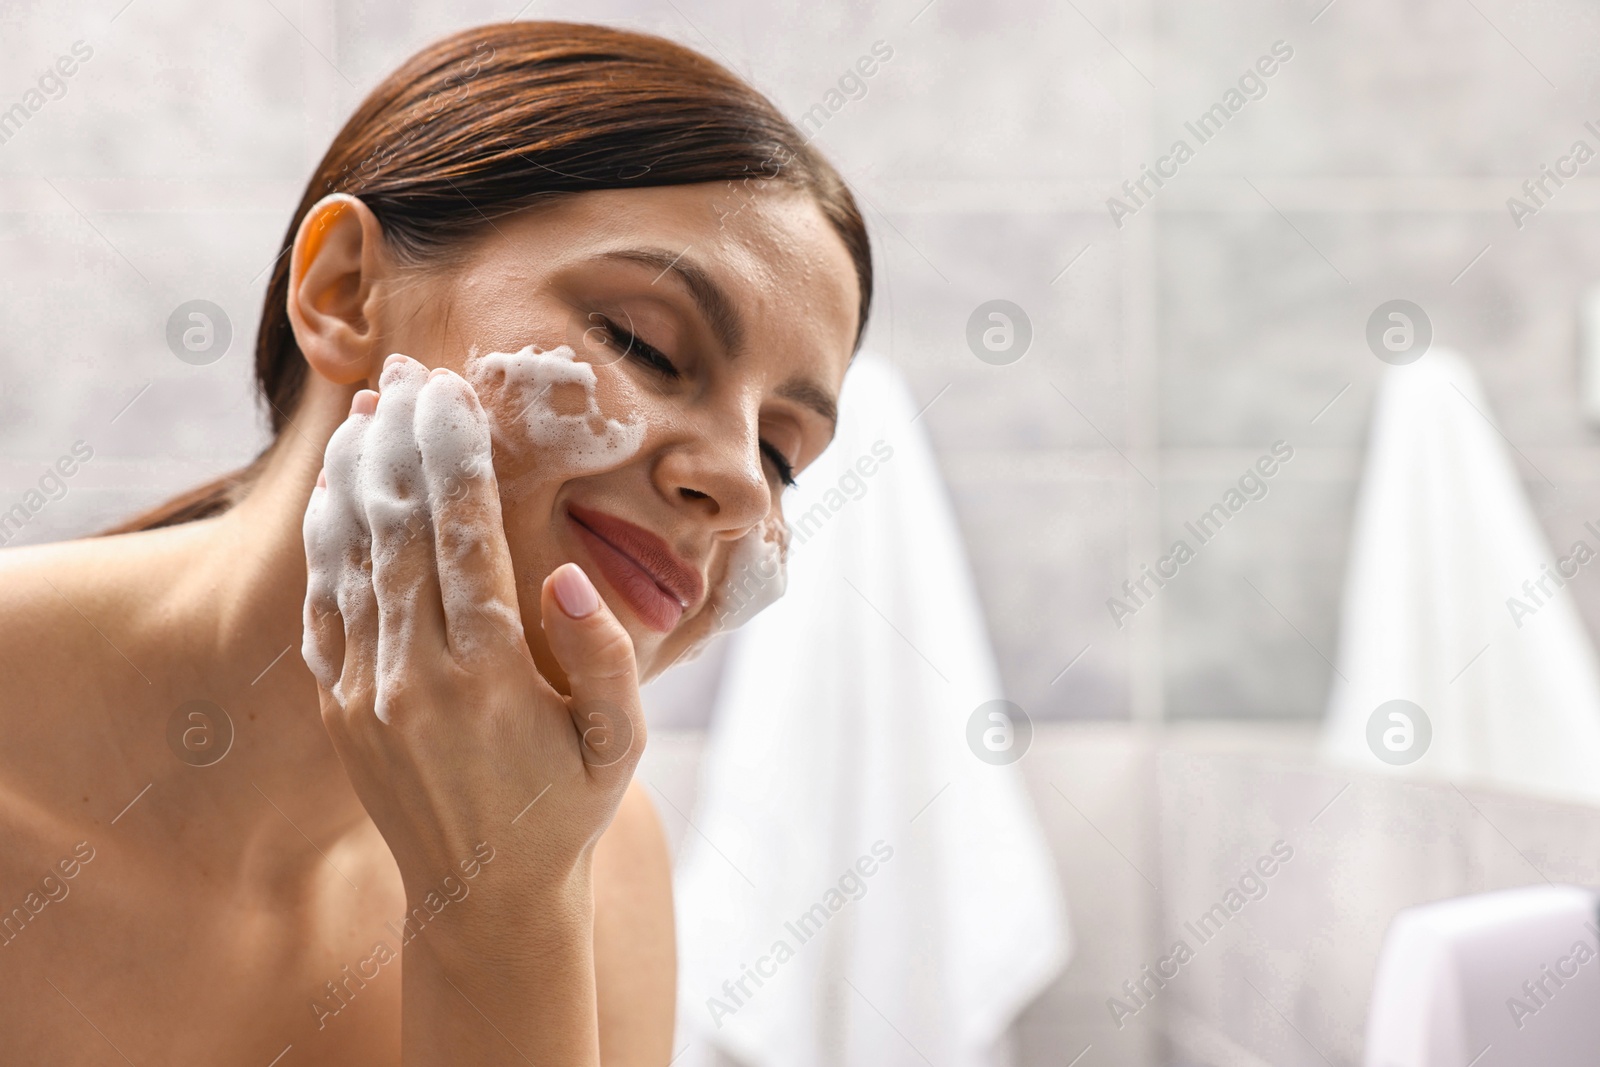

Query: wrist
left=400, top=847, right=593, bottom=965
left=399, top=860, right=601, bottom=1067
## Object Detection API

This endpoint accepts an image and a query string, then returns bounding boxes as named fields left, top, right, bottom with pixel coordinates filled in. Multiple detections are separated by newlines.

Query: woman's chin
left=642, top=612, right=720, bottom=680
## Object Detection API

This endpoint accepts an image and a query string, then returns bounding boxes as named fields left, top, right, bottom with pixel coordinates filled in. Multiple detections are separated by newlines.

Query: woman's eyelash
left=593, top=315, right=797, bottom=488
left=594, top=316, right=679, bottom=378
left=762, top=441, right=797, bottom=488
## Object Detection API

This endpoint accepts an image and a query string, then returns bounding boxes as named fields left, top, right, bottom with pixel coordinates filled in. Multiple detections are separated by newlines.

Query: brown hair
left=105, top=20, right=872, bottom=534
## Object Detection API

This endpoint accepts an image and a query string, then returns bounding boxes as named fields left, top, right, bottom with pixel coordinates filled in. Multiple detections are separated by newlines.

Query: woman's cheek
left=707, top=511, right=789, bottom=629
left=461, top=342, right=649, bottom=488
left=646, top=512, right=789, bottom=679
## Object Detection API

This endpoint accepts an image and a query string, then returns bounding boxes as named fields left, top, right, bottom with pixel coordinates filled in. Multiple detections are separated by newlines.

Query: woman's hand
left=300, top=352, right=644, bottom=1063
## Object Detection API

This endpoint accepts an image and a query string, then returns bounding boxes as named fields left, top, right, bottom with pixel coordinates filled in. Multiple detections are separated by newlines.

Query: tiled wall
left=6, top=0, right=1600, bottom=727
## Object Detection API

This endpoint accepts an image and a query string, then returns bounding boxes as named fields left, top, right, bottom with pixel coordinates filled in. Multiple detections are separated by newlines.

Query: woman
left=0, top=21, right=870, bottom=1066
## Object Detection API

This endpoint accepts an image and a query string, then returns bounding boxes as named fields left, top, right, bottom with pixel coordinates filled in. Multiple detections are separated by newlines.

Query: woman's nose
left=655, top=428, right=771, bottom=533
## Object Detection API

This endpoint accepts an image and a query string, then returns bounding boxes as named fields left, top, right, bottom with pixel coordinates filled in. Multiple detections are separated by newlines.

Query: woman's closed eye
left=591, top=314, right=798, bottom=488
left=761, top=440, right=797, bottom=488
left=591, top=313, right=679, bottom=379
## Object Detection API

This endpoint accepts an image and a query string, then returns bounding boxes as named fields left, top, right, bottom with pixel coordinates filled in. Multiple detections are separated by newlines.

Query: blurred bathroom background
left=9, top=0, right=1600, bottom=1064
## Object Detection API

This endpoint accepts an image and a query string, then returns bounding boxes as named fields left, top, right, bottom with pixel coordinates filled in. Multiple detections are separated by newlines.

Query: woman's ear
left=286, top=194, right=389, bottom=386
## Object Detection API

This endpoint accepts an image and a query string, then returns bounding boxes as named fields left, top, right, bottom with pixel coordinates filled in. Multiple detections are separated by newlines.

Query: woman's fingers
left=300, top=468, right=346, bottom=692
left=415, top=366, right=528, bottom=668
left=317, top=401, right=378, bottom=708
left=540, top=563, right=646, bottom=779
left=363, top=355, right=448, bottom=724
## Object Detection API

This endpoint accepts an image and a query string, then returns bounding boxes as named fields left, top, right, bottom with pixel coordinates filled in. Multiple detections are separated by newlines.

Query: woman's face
left=360, top=182, right=860, bottom=685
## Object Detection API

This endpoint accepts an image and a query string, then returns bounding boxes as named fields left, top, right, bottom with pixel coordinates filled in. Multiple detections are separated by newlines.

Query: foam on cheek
left=708, top=514, right=790, bottom=632
left=658, top=516, right=788, bottom=673
left=464, top=344, right=645, bottom=475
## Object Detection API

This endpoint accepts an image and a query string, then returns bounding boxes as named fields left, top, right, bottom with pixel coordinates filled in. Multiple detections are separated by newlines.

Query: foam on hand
left=302, top=355, right=521, bottom=720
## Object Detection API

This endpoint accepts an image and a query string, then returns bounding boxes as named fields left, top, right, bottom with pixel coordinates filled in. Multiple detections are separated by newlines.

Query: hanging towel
left=1320, top=347, right=1600, bottom=804
left=672, top=350, right=1070, bottom=1067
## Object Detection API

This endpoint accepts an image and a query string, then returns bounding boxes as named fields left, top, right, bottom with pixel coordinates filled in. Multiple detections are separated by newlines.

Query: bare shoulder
left=0, top=530, right=197, bottom=855
left=0, top=541, right=126, bottom=894
left=593, top=777, right=677, bottom=1066
left=0, top=536, right=156, bottom=762
left=0, top=538, right=92, bottom=655
left=0, top=540, right=111, bottom=764
left=0, top=532, right=169, bottom=689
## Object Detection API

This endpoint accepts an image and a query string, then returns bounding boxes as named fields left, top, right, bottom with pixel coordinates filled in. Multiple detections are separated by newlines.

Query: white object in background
left=1580, top=282, right=1600, bottom=424
left=1320, top=347, right=1600, bottom=804
left=1363, top=885, right=1600, bottom=1067
left=672, top=350, right=1071, bottom=1067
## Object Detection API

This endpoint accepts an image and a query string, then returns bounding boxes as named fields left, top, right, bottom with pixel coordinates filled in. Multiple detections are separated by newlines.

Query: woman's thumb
left=541, top=563, right=644, bottom=773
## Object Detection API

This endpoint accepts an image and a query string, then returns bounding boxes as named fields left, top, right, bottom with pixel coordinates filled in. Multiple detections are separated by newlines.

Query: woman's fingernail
left=429, top=366, right=450, bottom=379
left=552, top=563, right=600, bottom=619
left=351, top=390, right=378, bottom=416
left=384, top=353, right=406, bottom=369
left=315, top=468, right=327, bottom=489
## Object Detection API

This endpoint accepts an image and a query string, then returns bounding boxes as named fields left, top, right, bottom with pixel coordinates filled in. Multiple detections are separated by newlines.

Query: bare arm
left=302, top=356, right=653, bottom=1065
left=594, top=782, right=677, bottom=1065
left=403, top=783, right=676, bottom=1066
left=400, top=864, right=601, bottom=1065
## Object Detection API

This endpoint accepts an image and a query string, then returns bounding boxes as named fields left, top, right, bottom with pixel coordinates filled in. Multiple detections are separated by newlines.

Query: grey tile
left=1153, top=0, right=1600, bottom=177
left=1158, top=207, right=1600, bottom=450
left=1160, top=475, right=1357, bottom=721
left=855, top=209, right=1128, bottom=455
left=948, top=469, right=1132, bottom=720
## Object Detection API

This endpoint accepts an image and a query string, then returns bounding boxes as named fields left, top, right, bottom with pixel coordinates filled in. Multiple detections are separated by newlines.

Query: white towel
left=672, top=350, right=1070, bottom=1067
left=1321, top=347, right=1600, bottom=804
left=1362, top=885, right=1600, bottom=1067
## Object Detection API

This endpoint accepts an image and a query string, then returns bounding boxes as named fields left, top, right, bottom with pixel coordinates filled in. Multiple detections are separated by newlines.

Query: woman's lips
left=565, top=503, right=703, bottom=634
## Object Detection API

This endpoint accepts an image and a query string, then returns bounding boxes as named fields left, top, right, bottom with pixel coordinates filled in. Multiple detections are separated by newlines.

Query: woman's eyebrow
left=776, top=377, right=838, bottom=431
left=596, top=246, right=744, bottom=356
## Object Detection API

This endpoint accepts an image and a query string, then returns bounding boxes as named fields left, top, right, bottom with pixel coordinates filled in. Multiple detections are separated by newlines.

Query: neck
left=122, top=379, right=376, bottom=891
